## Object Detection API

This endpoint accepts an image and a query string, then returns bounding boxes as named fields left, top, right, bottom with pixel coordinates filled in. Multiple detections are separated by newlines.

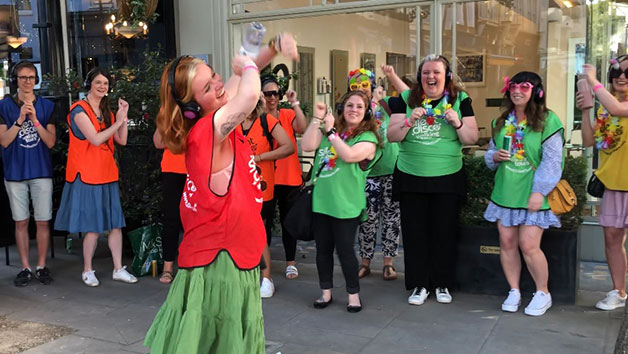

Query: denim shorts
left=4, top=178, right=53, bottom=221
left=600, top=189, right=628, bottom=229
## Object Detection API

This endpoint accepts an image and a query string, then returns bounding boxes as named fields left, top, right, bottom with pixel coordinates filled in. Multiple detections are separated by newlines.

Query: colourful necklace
left=504, top=110, right=526, bottom=160
left=421, top=91, right=452, bottom=125
left=594, top=106, right=621, bottom=150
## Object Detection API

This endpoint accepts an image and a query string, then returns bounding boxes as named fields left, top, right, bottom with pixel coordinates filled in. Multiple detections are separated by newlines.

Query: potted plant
left=456, top=154, right=587, bottom=303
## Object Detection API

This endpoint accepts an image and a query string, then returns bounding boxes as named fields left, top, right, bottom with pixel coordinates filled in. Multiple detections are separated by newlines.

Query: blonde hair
left=156, top=57, right=204, bottom=153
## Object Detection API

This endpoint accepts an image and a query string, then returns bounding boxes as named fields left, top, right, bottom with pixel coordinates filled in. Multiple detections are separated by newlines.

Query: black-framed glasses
left=263, top=90, right=280, bottom=98
left=17, top=76, right=37, bottom=82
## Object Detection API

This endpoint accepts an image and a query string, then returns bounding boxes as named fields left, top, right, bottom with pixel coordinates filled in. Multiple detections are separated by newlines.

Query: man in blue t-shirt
left=0, top=61, right=57, bottom=287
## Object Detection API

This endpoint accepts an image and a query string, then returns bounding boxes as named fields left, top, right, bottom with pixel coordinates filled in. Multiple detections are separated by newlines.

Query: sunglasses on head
left=508, top=82, right=534, bottom=93
left=263, top=90, right=280, bottom=98
left=349, top=81, right=371, bottom=91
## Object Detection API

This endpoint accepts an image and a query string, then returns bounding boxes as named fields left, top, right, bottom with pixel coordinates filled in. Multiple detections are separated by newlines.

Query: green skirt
left=144, top=251, right=265, bottom=354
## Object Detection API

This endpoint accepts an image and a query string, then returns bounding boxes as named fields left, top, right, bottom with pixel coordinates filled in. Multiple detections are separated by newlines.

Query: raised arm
left=113, top=98, right=128, bottom=146
left=74, top=111, right=124, bottom=147
left=381, top=64, right=410, bottom=93
left=584, top=64, right=628, bottom=116
left=286, top=90, right=307, bottom=134
left=301, top=102, right=326, bottom=152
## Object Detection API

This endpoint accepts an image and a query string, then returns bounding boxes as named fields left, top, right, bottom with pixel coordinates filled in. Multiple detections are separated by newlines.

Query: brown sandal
left=383, top=265, right=397, bottom=281
left=358, top=264, right=371, bottom=279
left=159, top=271, right=174, bottom=284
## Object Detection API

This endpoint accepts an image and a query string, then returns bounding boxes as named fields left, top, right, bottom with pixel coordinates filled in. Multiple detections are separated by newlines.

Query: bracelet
left=243, top=65, right=259, bottom=73
left=312, top=116, right=323, bottom=120
left=328, top=132, right=338, bottom=141
left=291, top=101, right=300, bottom=108
left=592, top=83, right=604, bottom=93
left=311, top=119, right=320, bottom=125
left=14, top=121, right=22, bottom=128
left=455, top=119, right=464, bottom=130
left=403, top=118, right=413, bottom=128
left=34, top=121, right=41, bottom=128
left=326, top=127, right=337, bottom=137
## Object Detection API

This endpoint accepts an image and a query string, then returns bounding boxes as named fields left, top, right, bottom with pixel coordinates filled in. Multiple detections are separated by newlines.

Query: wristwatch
left=325, top=127, right=337, bottom=137
left=14, top=121, right=23, bottom=128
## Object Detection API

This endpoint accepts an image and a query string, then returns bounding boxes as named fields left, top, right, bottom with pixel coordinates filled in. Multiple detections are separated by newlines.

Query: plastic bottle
left=239, top=22, right=266, bottom=59
left=577, top=77, right=593, bottom=110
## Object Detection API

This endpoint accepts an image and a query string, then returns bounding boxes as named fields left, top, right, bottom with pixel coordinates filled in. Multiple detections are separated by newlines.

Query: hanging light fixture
left=104, top=0, right=158, bottom=39
left=7, top=35, right=28, bottom=49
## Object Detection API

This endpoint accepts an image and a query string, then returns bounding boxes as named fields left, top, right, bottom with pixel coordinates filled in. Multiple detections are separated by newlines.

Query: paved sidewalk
left=0, top=236, right=623, bottom=354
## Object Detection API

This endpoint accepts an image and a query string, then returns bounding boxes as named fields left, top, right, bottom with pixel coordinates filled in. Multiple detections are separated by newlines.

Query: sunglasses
left=349, top=81, right=371, bottom=91
left=508, top=82, right=534, bottom=93
left=263, top=90, right=280, bottom=98
left=255, top=165, right=267, bottom=191
left=609, top=68, right=628, bottom=80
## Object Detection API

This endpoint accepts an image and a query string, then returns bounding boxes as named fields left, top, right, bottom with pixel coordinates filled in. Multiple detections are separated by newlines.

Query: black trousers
left=261, top=199, right=276, bottom=246
left=274, top=185, right=298, bottom=262
left=161, top=172, right=186, bottom=262
left=313, top=212, right=361, bottom=294
left=400, top=192, right=460, bottom=291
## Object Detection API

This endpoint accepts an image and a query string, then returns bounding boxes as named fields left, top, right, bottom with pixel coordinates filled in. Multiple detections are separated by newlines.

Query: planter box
left=456, top=225, right=578, bottom=304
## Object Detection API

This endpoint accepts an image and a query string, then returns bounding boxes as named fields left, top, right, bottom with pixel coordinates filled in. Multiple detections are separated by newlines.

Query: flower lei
left=421, top=91, right=452, bottom=125
left=505, top=110, right=526, bottom=160
left=594, top=107, right=620, bottom=150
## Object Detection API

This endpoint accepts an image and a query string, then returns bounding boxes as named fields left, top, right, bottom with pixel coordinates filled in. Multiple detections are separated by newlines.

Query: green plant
left=460, top=154, right=588, bottom=230
left=43, top=69, right=82, bottom=97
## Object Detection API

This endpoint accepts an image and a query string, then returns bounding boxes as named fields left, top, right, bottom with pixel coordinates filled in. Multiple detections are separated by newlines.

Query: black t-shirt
left=389, top=94, right=475, bottom=118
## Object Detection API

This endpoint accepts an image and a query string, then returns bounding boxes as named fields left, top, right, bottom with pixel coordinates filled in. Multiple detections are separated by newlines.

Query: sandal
left=285, top=265, right=299, bottom=279
left=159, top=271, right=174, bottom=284
left=383, top=265, right=397, bottom=281
left=358, top=264, right=371, bottom=279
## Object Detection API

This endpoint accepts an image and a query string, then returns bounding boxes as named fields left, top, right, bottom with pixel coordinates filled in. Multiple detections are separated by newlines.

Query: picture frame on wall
left=456, top=51, right=485, bottom=87
left=360, top=53, right=376, bottom=73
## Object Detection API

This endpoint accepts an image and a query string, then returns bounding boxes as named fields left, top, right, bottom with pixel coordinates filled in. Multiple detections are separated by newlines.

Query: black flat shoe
left=347, top=303, right=362, bottom=313
left=313, top=296, right=333, bottom=309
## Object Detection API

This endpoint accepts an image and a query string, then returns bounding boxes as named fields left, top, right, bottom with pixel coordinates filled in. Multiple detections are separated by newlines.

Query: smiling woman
left=386, top=54, right=478, bottom=307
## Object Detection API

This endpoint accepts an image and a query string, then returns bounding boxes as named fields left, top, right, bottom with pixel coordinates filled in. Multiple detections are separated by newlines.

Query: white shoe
left=82, top=270, right=100, bottom=287
left=112, top=266, right=138, bottom=284
left=408, top=287, right=429, bottom=306
left=501, top=289, right=521, bottom=312
left=435, top=287, right=452, bottom=304
left=596, top=290, right=627, bottom=311
left=260, top=277, right=275, bottom=298
left=524, top=291, right=552, bottom=316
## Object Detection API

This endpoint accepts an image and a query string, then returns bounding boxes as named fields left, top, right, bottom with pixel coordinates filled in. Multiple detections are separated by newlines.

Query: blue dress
left=54, top=106, right=125, bottom=233
left=483, top=134, right=562, bottom=229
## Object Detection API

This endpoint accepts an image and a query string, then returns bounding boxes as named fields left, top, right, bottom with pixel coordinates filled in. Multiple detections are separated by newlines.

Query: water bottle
left=239, top=22, right=266, bottom=59
left=577, top=76, right=593, bottom=109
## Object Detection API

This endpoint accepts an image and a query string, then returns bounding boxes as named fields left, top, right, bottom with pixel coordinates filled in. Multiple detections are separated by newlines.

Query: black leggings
left=313, top=212, right=361, bottom=294
left=274, top=185, right=298, bottom=262
left=400, top=192, right=460, bottom=291
left=161, top=172, right=186, bottom=262
left=261, top=199, right=276, bottom=245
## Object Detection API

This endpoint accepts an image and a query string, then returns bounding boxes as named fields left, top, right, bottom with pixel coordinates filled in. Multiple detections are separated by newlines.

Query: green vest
left=369, top=97, right=400, bottom=177
left=397, top=90, right=468, bottom=177
left=490, top=111, right=564, bottom=210
left=312, top=131, right=379, bottom=219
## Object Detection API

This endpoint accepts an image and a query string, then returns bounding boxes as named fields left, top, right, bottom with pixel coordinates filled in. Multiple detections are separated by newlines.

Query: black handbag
left=587, top=174, right=605, bottom=198
left=283, top=161, right=326, bottom=242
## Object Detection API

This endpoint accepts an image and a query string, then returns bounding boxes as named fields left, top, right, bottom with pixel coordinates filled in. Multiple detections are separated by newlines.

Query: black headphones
left=337, top=91, right=372, bottom=120
left=168, top=56, right=202, bottom=120
left=261, top=75, right=284, bottom=100
left=416, top=54, right=453, bottom=86
left=9, top=60, right=40, bottom=85
left=608, top=54, right=628, bottom=83
left=83, top=67, right=113, bottom=93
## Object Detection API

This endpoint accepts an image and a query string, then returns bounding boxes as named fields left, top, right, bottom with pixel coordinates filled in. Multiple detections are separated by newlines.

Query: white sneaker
left=408, top=287, right=429, bottom=306
left=435, top=287, right=452, bottom=304
left=596, top=290, right=627, bottom=311
left=82, top=270, right=100, bottom=287
left=260, top=277, right=275, bottom=298
left=501, top=289, right=521, bottom=312
left=112, top=266, right=138, bottom=284
left=524, top=291, right=552, bottom=316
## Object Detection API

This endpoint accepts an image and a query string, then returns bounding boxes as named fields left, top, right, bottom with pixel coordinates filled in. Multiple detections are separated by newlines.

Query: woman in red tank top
left=144, top=33, right=299, bottom=354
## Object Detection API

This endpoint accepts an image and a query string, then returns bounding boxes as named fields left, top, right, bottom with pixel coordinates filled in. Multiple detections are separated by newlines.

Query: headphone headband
left=168, top=56, right=202, bottom=119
